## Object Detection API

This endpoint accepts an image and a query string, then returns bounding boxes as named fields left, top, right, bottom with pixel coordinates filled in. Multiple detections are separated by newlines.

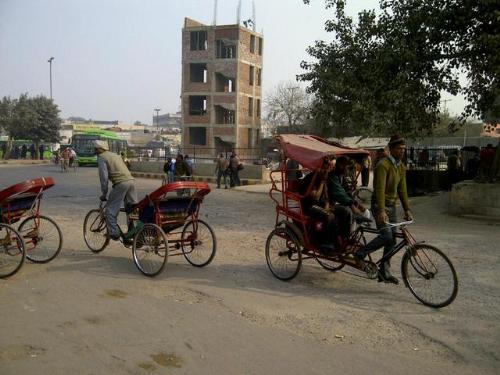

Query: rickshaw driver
left=353, top=134, right=413, bottom=284
left=94, top=140, right=138, bottom=242
left=298, top=157, right=337, bottom=254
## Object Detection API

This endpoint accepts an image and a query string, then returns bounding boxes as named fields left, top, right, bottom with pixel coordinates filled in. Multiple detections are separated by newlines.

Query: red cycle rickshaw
left=0, top=177, right=63, bottom=278
left=83, top=181, right=216, bottom=277
left=265, top=135, right=458, bottom=308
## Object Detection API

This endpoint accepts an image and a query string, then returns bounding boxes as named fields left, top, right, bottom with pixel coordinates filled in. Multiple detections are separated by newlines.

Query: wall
left=450, top=181, right=500, bottom=218
left=130, top=161, right=266, bottom=180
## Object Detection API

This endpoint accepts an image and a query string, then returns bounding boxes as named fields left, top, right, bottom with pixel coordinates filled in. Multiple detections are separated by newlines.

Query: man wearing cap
left=94, top=140, right=137, bottom=241
left=354, top=134, right=413, bottom=284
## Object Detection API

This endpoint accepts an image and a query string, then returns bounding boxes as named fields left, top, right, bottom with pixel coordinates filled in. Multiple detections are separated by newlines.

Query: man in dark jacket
left=327, top=156, right=365, bottom=240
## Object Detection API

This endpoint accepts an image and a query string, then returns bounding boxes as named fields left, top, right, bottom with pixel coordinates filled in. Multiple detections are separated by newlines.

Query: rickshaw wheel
left=265, top=227, right=302, bottom=281
left=314, top=252, right=345, bottom=272
left=0, top=223, right=26, bottom=278
left=83, top=209, right=110, bottom=253
left=19, top=215, right=63, bottom=263
left=132, top=223, right=168, bottom=277
left=181, top=219, right=216, bottom=267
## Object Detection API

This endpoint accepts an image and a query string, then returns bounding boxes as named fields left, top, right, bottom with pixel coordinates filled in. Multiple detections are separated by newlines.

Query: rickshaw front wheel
left=19, top=215, right=63, bottom=263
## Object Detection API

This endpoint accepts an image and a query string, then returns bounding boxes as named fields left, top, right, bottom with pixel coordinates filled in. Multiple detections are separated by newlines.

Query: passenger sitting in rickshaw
left=298, top=156, right=336, bottom=254
left=327, top=156, right=366, bottom=242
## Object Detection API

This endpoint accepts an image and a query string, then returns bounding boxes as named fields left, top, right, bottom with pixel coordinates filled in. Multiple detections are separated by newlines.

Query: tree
left=0, top=94, right=61, bottom=158
left=300, top=0, right=500, bottom=138
left=264, top=81, right=313, bottom=135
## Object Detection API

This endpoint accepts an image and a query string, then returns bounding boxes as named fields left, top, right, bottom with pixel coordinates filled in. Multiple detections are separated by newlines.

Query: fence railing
left=127, top=146, right=266, bottom=164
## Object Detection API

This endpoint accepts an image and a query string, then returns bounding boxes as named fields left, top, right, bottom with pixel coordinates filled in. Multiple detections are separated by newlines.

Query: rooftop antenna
left=212, top=0, right=218, bottom=26
left=252, top=0, right=256, bottom=31
left=237, top=0, right=241, bottom=25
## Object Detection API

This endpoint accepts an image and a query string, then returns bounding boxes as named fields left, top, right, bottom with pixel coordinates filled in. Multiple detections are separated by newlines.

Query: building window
left=215, top=105, right=235, bottom=124
left=257, top=68, right=261, bottom=86
left=189, top=96, right=207, bottom=116
left=189, top=127, right=207, bottom=145
left=248, top=128, right=253, bottom=148
left=190, top=31, right=208, bottom=51
left=256, top=129, right=260, bottom=145
left=190, top=63, right=207, bottom=83
left=258, top=37, right=263, bottom=55
left=215, top=73, right=235, bottom=92
left=248, top=97, right=253, bottom=117
left=216, top=40, right=236, bottom=59
left=257, top=99, right=261, bottom=118
left=249, top=66, right=254, bottom=86
left=250, top=35, right=256, bottom=53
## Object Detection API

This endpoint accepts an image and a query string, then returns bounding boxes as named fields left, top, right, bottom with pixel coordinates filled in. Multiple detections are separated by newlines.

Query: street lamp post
left=154, top=108, right=161, bottom=133
left=47, top=57, right=54, bottom=99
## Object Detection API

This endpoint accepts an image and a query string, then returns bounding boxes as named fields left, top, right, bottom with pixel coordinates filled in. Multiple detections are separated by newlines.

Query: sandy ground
left=0, top=164, right=499, bottom=374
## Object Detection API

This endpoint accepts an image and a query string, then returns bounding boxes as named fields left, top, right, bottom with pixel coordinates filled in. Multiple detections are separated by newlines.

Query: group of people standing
left=163, top=154, right=194, bottom=184
left=0, top=143, right=46, bottom=160
left=215, top=152, right=243, bottom=189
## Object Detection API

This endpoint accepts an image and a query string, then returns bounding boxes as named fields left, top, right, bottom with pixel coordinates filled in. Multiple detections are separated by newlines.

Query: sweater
left=98, top=151, right=134, bottom=195
left=372, top=157, right=410, bottom=211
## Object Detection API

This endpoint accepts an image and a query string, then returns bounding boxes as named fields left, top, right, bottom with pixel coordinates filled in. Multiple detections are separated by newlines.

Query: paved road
left=0, top=164, right=499, bottom=374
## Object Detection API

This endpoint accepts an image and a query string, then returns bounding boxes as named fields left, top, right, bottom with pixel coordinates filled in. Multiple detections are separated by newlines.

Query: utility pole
left=154, top=108, right=161, bottom=133
left=48, top=57, right=54, bottom=99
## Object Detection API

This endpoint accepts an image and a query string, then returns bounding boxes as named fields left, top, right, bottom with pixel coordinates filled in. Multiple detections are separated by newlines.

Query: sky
left=0, top=0, right=467, bottom=125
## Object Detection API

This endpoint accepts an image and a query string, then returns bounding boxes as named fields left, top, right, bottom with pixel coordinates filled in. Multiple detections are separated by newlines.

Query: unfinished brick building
left=181, top=17, right=263, bottom=158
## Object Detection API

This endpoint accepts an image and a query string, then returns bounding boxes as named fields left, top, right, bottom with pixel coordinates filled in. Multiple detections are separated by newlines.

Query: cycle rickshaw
left=83, top=181, right=216, bottom=277
left=265, top=134, right=458, bottom=308
left=0, top=177, right=63, bottom=278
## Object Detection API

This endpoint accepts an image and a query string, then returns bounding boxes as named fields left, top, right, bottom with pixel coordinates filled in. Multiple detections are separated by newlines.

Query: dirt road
left=0, top=165, right=498, bottom=374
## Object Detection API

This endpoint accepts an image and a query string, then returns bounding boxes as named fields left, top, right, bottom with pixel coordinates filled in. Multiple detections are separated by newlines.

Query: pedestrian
left=215, top=153, right=229, bottom=189
left=39, top=144, right=45, bottom=160
left=479, top=144, right=496, bottom=181
left=94, top=140, right=138, bottom=244
left=229, top=152, right=241, bottom=187
left=1, top=142, right=6, bottom=160
left=29, top=143, right=36, bottom=159
left=353, top=134, right=413, bottom=284
left=361, top=154, right=371, bottom=187
left=163, top=157, right=173, bottom=182
left=174, top=154, right=191, bottom=196
left=465, top=151, right=480, bottom=180
left=21, top=144, right=27, bottom=159
left=13, top=145, right=20, bottom=159
left=286, top=158, right=302, bottom=191
left=447, top=149, right=462, bottom=189
left=184, top=155, right=194, bottom=177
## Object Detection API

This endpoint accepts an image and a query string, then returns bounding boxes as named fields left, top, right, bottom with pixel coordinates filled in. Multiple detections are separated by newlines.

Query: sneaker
left=109, top=234, right=121, bottom=241
left=378, top=270, right=399, bottom=285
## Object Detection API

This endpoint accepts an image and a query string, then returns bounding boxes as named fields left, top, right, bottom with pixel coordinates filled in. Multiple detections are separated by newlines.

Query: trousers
left=105, top=180, right=137, bottom=238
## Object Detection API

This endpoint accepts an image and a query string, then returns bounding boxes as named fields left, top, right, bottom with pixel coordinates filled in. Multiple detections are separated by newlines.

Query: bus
left=71, top=129, right=127, bottom=166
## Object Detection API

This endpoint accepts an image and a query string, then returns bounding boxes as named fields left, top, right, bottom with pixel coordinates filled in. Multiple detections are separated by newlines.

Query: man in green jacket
left=354, top=134, right=413, bottom=284
left=95, top=140, right=137, bottom=241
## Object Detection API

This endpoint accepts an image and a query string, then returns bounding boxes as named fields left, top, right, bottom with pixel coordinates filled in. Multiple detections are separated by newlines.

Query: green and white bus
left=71, top=129, right=127, bottom=166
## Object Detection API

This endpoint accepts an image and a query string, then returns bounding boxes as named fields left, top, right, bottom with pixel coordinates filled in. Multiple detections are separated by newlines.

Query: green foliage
left=0, top=94, right=61, bottom=143
left=300, top=0, right=500, bottom=138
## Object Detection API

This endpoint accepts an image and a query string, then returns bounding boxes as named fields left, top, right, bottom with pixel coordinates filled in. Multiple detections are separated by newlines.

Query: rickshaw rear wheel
left=83, top=209, right=110, bottom=253
left=19, top=215, right=63, bottom=263
left=181, top=219, right=216, bottom=267
left=265, top=227, right=302, bottom=281
left=0, top=223, right=26, bottom=278
left=132, top=223, right=168, bottom=277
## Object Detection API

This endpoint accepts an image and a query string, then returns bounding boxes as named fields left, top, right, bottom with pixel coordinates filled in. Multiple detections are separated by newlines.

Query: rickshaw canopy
left=276, top=134, right=370, bottom=171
